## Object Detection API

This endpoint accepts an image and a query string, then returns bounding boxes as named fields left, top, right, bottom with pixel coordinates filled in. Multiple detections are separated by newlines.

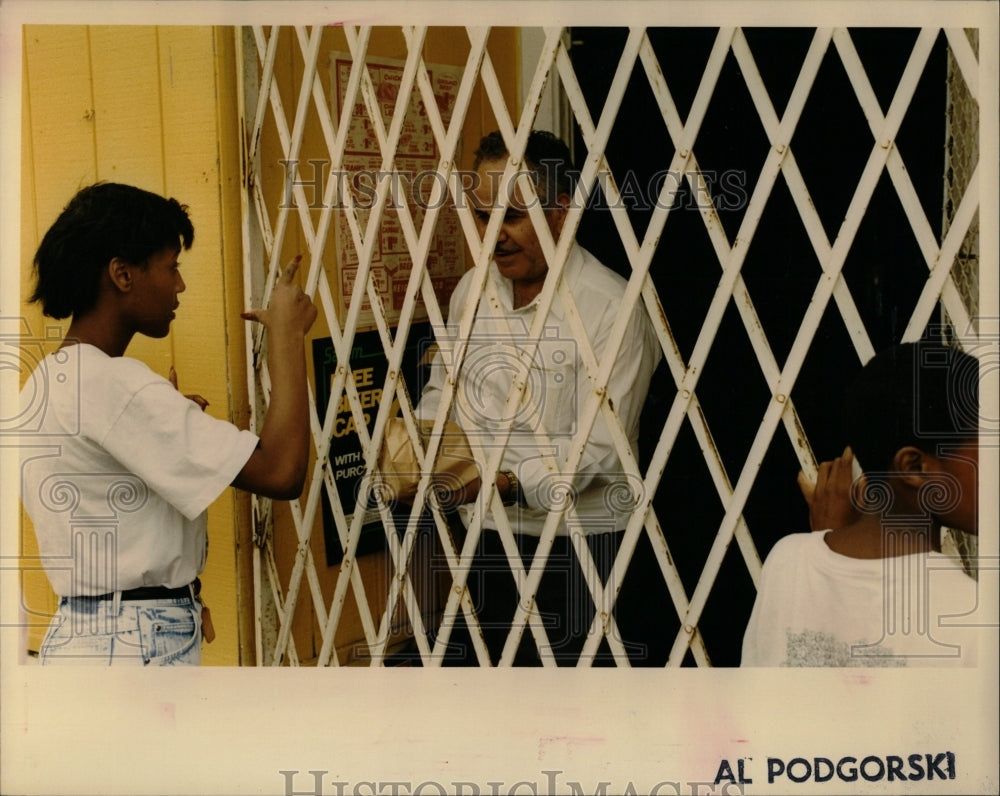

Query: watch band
left=500, top=470, right=523, bottom=507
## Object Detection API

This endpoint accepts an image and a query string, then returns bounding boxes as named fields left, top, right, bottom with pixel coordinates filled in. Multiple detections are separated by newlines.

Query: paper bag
left=377, top=417, right=479, bottom=503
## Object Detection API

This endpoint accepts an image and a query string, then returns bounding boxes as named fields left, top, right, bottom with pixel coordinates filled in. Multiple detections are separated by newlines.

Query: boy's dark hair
left=31, top=182, right=194, bottom=319
left=842, top=342, right=979, bottom=474
left=472, top=130, right=575, bottom=208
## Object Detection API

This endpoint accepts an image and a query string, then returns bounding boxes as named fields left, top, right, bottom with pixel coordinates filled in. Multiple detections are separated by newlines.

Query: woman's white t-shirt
left=19, top=344, right=259, bottom=596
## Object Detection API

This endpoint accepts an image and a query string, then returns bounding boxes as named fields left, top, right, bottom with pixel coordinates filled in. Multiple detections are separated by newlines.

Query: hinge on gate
left=240, top=123, right=256, bottom=194
left=252, top=499, right=272, bottom=548
left=252, top=503, right=263, bottom=547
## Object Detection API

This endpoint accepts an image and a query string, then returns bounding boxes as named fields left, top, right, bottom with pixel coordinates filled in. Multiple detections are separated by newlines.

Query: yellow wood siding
left=19, top=25, right=246, bottom=665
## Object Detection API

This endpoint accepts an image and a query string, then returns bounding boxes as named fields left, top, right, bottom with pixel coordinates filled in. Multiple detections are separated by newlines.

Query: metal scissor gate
left=236, top=22, right=981, bottom=666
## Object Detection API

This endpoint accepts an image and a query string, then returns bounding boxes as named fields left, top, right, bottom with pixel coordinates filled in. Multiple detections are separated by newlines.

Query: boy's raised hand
left=241, top=255, right=317, bottom=336
left=231, top=255, right=316, bottom=499
left=798, top=447, right=863, bottom=531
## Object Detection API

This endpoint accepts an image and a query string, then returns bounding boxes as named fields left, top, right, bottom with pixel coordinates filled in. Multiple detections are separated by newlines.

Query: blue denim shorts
left=40, top=593, right=202, bottom=666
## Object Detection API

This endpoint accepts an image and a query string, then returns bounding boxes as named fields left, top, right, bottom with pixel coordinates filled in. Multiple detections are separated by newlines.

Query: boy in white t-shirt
left=20, top=182, right=316, bottom=665
left=742, top=342, right=981, bottom=667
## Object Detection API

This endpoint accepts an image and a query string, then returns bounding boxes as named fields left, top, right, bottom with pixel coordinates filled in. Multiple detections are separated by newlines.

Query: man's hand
left=798, top=446, right=863, bottom=531
left=168, top=366, right=209, bottom=411
left=393, top=474, right=489, bottom=511
left=431, top=475, right=482, bottom=510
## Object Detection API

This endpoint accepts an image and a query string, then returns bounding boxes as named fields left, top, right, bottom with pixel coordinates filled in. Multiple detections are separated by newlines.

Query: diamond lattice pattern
left=236, top=25, right=981, bottom=667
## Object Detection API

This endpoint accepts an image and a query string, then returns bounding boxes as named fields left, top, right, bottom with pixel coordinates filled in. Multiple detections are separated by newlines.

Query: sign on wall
left=312, top=324, right=432, bottom=565
left=330, top=52, right=467, bottom=327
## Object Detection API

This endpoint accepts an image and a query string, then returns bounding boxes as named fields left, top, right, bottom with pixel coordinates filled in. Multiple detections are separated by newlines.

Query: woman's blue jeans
left=39, top=593, right=202, bottom=666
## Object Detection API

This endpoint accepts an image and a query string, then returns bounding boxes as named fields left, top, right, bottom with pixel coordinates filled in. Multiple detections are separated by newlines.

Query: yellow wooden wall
left=20, top=25, right=250, bottom=665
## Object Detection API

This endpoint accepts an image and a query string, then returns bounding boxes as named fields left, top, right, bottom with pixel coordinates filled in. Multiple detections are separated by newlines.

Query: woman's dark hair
left=473, top=130, right=576, bottom=208
left=30, top=182, right=194, bottom=319
left=842, top=342, right=979, bottom=473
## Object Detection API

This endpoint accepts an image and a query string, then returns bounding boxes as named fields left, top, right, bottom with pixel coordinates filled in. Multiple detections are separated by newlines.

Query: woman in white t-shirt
left=20, top=182, right=316, bottom=665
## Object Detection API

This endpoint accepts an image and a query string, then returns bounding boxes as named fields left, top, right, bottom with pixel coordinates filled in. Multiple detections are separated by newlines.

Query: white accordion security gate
left=235, top=20, right=983, bottom=667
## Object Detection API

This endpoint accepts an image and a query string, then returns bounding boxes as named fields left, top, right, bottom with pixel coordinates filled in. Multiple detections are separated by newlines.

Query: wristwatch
left=500, top=470, right=523, bottom=507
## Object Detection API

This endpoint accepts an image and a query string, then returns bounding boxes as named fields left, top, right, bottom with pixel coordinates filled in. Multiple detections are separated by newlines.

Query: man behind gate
left=415, top=130, right=665, bottom=666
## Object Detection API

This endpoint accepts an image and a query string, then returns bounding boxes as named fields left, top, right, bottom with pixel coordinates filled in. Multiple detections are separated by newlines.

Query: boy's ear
left=107, top=257, right=133, bottom=293
left=892, top=445, right=933, bottom=487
